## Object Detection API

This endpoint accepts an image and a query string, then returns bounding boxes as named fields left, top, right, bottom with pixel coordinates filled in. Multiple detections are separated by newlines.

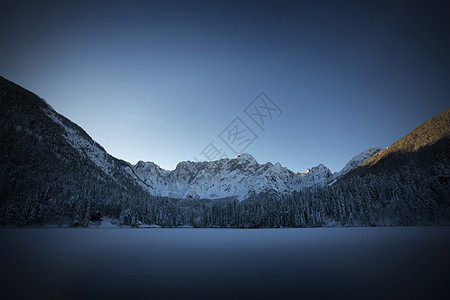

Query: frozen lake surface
left=1, top=227, right=449, bottom=299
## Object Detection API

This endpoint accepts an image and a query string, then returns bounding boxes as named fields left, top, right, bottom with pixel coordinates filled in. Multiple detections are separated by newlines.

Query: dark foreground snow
left=1, top=227, right=449, bottom=299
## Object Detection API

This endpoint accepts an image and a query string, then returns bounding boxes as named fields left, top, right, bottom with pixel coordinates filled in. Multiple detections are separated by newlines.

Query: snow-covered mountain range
left=43, top=91, right=383, bottom=201
left=132, top=147, right=384, bottom=200
left=2, top=76, right=448, bottom=228
left=0, top=75, right=384, bottom=203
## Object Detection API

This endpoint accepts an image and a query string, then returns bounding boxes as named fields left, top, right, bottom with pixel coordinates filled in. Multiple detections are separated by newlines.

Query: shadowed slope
left=347, top=108, right=449, bottom=177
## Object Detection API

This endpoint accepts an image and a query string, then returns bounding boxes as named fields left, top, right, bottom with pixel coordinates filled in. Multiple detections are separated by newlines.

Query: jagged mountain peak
left=132, top=154, right=299, bottom=200
left=131, top=144, right=384, bottom=200
left=298, top=163, right=332, bottom=187
left=234, top=153, right=257, bottom=163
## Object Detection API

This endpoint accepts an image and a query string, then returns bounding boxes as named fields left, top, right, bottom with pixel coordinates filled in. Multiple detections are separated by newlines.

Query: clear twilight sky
left=1, top=0, right=449, bottom=172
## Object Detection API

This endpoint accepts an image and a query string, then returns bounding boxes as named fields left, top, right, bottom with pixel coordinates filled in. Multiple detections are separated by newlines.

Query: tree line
left=1, top=164, right=447, bottom=227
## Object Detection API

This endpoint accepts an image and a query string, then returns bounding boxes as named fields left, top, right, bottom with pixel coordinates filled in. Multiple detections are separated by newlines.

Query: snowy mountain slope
left=348, top=108, right=450, bottom=179
left=0, top=76, right=151, bottom=219
left=44, top=108, right=114, bottom=176
left=133, top=148, right=380, bottom=201
left=329, top=146, right=384, bottom=182
left=300, top=164, right=333, bottom=187
left=362, top=109, right=450, bottom=169
left=41, top=101, right=148, bottom=190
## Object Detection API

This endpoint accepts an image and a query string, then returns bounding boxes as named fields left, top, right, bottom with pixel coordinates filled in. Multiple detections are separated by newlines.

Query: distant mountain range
left=133, top=147, right=383, bottom=200
left=1, top=76, right=448, bottom=227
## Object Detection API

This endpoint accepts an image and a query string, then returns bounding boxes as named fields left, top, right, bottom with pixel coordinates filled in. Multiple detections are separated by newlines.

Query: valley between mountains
left=1, top=76, right=448, bottom=227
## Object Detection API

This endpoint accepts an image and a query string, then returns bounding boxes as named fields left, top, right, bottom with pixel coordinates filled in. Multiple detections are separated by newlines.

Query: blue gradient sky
left=1, top=0, right=449, bottom=172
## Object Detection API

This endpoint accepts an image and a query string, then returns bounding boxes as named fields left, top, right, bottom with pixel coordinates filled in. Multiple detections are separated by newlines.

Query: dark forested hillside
left=331, top=108, right=450, bottom=225
left=0, top=76, right=153, bottom=226
left=0, top=76, right=448, bottom=227
left=355, top=108, right=449, bottom=176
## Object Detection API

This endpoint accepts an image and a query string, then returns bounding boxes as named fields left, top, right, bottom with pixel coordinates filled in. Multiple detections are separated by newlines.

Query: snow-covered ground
left=0, top=227, right=448, bottom=299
